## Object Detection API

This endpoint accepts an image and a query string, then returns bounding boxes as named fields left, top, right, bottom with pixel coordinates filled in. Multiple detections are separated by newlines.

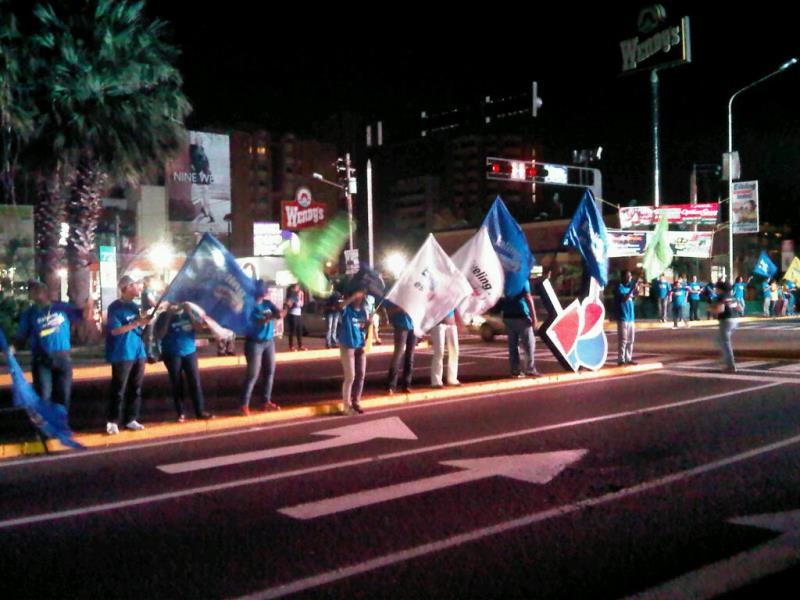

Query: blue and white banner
left=450, top=227, right=505, bottom=319
left=753, top=250, right=778, bottom=279
left=482, top=197, right=536, bottom=297
left=161, top=234, right=258, bottom=335
left=561, top=190, right=609, bottom=287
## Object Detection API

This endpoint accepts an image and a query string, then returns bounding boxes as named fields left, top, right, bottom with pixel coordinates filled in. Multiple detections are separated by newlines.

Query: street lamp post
left=727, top=58, right=797, bottom=282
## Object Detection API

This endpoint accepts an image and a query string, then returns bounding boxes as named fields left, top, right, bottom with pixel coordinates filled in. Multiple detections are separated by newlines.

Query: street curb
left=0, top=361, right=663, bottom=459
left=0, top=343, right=427, bottom=389
left=603, top=315, right=798, bottom=332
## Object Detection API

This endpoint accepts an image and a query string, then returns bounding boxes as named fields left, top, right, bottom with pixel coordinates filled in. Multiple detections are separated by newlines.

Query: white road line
left=0, top=370, right=654, bottom=470
left=732, top=361, right=772, bottom=370
left=674, top=359, right=719, bottom=367
left=662, top=369, right=800, bottom=384
left=767, top=363, right=800, bottom=373
left=0, top=379, right=778, bottom=530
left=238, top=429, right=800, bottom=600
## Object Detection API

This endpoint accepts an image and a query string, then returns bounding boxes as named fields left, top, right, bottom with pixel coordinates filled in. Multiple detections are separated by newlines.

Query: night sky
left=149, top=1, right=799, bottom=225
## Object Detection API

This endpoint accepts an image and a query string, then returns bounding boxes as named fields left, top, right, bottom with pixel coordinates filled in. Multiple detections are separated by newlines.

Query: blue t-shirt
left=615, top=282, right=635, bottom=322
left=248, top=300, right=280, bottom=342
left=761, top=282, right=771, bottom=299
left=786, top=281, right=796, bottom=291
left=653, top=281, right=670, bottom=299
left=688, top=282, right=703, bottom=301
left=339, top=304, right=368, bottom=349
left=385, top=301, right=414, bottom=330
left=704, top=284, right=718, bottom=302
left=16, top=302, right=82, bottom=355
left=502, top=281, right=532, bottom=319
left=160, top=311, right=197, bottom=357
left=671, top=287, right=688, bottom=307
left=105, top=300, right=146, bottom=363
left=733, top=282, right=746, bottom=300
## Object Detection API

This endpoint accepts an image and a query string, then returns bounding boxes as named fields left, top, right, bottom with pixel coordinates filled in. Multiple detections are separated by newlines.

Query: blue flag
left=753, top=250, right=778, bottom=278
left=561, top=189, right=609, bottom=287
left=482, top=197, right=536, bottom=296
left=0, top=330, right=84, bottom=450
left=161, top=234, right=258, bottom=335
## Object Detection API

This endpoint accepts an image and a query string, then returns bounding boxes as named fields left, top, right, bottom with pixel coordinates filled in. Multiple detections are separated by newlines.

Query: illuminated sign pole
left=618, top=5, right=691, bottom=208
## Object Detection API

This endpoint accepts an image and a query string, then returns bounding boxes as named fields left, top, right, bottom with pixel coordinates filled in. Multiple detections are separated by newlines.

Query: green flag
left=285, top=215, right=351, bottom=296
left=643, top=212, right=674, bottom=281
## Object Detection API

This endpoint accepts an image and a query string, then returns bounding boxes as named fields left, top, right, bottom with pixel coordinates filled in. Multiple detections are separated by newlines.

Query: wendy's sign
left=537, top=277, right=607, bottom=372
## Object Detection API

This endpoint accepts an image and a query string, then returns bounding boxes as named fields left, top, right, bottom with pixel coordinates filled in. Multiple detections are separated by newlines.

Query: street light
left=727, top=57, right=797, bottom=281
left=384, top=251, right=408, bottom=279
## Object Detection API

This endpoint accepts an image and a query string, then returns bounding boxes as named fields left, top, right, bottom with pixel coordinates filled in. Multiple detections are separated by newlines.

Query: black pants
left=108, top=359, right=145, bottom=424
left=388, top=329, right=416, bottom=391
left=286, top=314, right=304, bottom=348
left=32, top=352, right=73, bottom=411
left=163, top=352, right=205, bottom=417
left=689, top=299, right=700, bottom=321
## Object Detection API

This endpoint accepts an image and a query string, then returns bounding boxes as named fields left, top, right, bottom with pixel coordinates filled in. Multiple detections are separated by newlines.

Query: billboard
left=253, top=222, right=298, bottom=257
left=166, top=131, right=231, bottom=234
left=732, top=181, right=759, bottom=234
left=281, top=188, right=327, bottom=230
left=607, top=230, right=648, bottom=258
left=619, top=203, right=718, bottom=228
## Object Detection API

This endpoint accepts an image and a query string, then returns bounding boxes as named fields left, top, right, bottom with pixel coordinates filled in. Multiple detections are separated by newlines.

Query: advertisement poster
left=607, top=230, right=648, bottom=258
left=732, top=181, right=759, bottom=234
left=166, top=131, right=231, bottom=234
left=281, top=188, right=327, bottom=231
left=619, top=203, right=719, bottom=228
left=667, top=231, right=714, bottom=258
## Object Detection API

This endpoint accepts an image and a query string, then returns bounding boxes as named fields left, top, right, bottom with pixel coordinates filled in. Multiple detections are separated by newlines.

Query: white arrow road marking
left=278, top=450, right=587, bottom=520
left=625, top=509, right=800, bottom=600
left=157, top=417, right=417, bottom=474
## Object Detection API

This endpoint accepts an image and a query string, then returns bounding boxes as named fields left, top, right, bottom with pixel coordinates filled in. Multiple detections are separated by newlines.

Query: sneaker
left=388, top=388, right=396, bottom=396
left=177, top=414, right=187, bottom=423
left=240, top=406, right=251, bottom=417
left=401, top=386, right=412, bottom=394
left=343, top=406, right=357, bottom=416
left=125, top=420, right=145, bottom=431
left=627, top=360, right=639, bottom=366
left=352, top=403, right=364, bottom=414
left=446, top=380, right=462, bottom=387
left=106, top=422, right=119, bottom=436
left=723, top=366, right=738, bottom=373
left=197, top=412, right=214, bottom=420
left=261, top=402, right=281, bottom=412
left=299, top=346, right=308, bottom=351
left=525, top=371, right=542, bottom=378
left=512, top=373, right=525, bottom=379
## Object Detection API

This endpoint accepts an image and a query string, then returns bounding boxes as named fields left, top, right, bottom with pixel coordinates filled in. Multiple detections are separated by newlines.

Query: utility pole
left=345, top=153, right=354, bottom=251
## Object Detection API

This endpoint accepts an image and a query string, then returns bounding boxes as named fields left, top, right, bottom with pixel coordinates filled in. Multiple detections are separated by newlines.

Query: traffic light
left=486, top=157, right=537, bottom=182
left=335, top=158, right=347, bottom=181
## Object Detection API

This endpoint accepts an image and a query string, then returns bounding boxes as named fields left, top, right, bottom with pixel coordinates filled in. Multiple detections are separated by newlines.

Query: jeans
left=658, top=297, right=668, bottom=321
left=163, top=352, right=205, bottom=417
left=32, top=352, right=73, bottom=410
left=325, top=312, right=340, bottom=348
left=504, top=318, right=536, bottom=375
left=672, top=304, right=687, bottom=327
left=108, top=359, right=145, bottom=424
left=340, top=346, right=366, bottom=407
left=286, top=314, right=304, bottom=348
left=388, top=329, right=416, bottom=391
left=718, top=318, right=738, bottom=369
left=430, top=323, right=460, bottom=386
left=241, top=339, right=276, bottom=408
left=763, top=297, right=771, bottom=317
left=689, top=299, right=700, bottom=321
left=617, top=321, right=635, bottom=364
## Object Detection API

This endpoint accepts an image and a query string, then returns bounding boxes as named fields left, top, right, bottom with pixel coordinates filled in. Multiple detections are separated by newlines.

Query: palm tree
left=27, top=0, right=191, bottom=311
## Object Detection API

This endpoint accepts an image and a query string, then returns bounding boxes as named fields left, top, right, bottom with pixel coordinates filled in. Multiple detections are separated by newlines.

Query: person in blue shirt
left=651, top=275, right=670, bottom=322
left=339, top=290, right=369, bottom=415
left=670, top=280, right=688, bottom=328
left=687, top=275, right=703, bottom=321
left=13, top=281, right=93, bottom=418
left=614, top=271, right=637, bottom=366
left=732, top=276, right=747, bottom=316
left=702, top=282, right=719, bottom=319
left=785, top=280, right=797, bottom=316
left=501, top=280, right=540, bottom=378
left=240, top=282, right=286, bottom=415
left=761, top=278, right=772, bottom=317
left=385, top=299, right=417, bottom=393
left=154, top=302, right=213, bottom=422
left=105, top=276, right=151, bottom=435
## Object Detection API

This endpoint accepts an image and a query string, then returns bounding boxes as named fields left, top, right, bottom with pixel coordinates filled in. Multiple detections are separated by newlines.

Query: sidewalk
left=603, top=314, right=798, bottom=332
left=0, top=361, right=663, bottom=459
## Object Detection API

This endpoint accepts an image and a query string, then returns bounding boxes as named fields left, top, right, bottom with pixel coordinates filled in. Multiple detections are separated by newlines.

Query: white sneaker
left=342, top=406, right=357, bottom=416
left=106, top=422, right=119, bottom=436
left=125, top=420, right=145, bottom=431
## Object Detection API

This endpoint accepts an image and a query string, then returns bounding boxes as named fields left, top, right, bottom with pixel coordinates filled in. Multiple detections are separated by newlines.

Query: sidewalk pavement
left=0, top=361, right=663, bottom=459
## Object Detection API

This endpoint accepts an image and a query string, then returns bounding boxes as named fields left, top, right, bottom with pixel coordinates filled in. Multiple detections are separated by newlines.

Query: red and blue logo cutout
left=537, top=277, right=607, bottom=372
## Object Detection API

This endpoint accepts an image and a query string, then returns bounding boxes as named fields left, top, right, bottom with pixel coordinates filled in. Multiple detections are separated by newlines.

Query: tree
left=27, top=0, right=191, bottom=313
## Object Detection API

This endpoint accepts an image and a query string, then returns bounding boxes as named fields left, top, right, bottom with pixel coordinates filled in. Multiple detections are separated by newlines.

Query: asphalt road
left=1, top=338, right=800, bottom=598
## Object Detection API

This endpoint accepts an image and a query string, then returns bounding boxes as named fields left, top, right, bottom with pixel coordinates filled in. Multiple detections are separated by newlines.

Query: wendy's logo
left=537, top=277, right=607, bottom=372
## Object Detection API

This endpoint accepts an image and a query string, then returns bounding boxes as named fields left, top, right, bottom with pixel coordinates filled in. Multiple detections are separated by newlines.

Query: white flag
left=385, top=234, right=472, bottom=337
left=450, top=227, right=505, bottom=319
